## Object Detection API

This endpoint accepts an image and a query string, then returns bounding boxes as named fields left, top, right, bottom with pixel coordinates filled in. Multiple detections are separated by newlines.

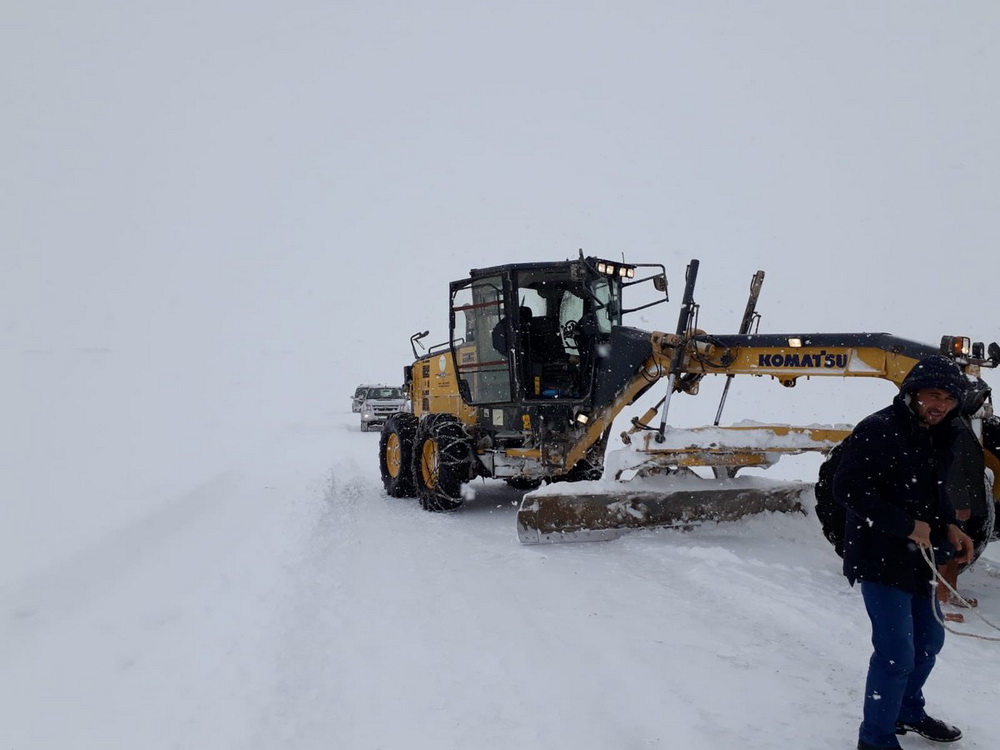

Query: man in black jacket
left=833, top=355, right=975, bottom=750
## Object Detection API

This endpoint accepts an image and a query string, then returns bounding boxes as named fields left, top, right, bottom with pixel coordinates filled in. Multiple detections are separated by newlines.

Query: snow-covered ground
left=4, top=403, right=999, bottom=750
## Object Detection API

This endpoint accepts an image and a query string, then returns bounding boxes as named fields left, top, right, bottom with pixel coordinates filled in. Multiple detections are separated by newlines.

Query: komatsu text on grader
left=378, top=254, right=1000, bottom=558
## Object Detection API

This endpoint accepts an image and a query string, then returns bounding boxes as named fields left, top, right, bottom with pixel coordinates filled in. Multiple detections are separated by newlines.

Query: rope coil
left=920, top=546, right=1000, bottom=642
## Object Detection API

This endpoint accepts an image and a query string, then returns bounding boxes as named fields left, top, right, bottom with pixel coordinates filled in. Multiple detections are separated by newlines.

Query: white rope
left=920, top=546, right=1000, bottom=642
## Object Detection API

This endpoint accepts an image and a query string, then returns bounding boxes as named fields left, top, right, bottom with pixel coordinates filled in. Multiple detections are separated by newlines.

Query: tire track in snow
left=0, top=467, right=250, bottom=653
left=0, top=421, right=341, bottom=748
left=249, top=467, right=709, bottom=749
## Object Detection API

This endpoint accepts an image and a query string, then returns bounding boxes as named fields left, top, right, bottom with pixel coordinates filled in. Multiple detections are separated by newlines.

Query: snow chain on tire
left=379, top=412, right=419, bottom=498
left=412, top=414, right=477, bottom=512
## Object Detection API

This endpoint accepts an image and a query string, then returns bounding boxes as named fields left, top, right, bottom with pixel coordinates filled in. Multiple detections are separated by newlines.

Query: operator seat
left=520, top=307, right=578, bottom=396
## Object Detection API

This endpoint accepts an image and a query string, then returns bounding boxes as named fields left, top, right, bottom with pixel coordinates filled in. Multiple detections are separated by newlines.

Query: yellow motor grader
left=378, top=254, right=1000, bottom=555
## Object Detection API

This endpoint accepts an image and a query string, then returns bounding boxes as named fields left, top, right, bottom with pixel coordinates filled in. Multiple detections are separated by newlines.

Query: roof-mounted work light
left=940, top=336, right=971, bottom=358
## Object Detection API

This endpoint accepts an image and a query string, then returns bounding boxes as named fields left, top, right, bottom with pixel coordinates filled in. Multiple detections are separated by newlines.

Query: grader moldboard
left=378, top=254, right=1000, bottom=558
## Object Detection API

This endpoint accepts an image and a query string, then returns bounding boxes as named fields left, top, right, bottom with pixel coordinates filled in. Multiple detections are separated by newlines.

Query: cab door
left=450, top=274, right=513, bottom=404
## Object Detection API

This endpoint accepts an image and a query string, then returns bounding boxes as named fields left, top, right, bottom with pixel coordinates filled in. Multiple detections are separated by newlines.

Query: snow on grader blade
left=383, top=253, right=1000, bottom=547
left=516, top=424, right=851, bottom=544
left=516, top=479, right=812, bottom=544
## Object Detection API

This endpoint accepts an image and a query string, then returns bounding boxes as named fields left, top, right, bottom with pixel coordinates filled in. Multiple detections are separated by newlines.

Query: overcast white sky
left=3, top=2, right=999, bottom=575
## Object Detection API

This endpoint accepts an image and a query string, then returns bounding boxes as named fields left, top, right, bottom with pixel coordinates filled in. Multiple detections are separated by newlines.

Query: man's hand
left=909, top=519, right=932, bottom=548
left=948, top=523, right=975, bottom=565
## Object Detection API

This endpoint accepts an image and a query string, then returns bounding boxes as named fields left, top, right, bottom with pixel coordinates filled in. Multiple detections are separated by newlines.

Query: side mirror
left=653, top=273, right=668, bottom=293
left=410, top=330, right=430, bottom=359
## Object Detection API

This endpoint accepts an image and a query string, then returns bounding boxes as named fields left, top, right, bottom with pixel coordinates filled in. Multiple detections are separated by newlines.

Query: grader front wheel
left=412, top=415, right=476, bottom=512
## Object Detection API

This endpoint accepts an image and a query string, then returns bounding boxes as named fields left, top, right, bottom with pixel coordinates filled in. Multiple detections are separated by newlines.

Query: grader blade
left=516, top=480, right=812, bottom=544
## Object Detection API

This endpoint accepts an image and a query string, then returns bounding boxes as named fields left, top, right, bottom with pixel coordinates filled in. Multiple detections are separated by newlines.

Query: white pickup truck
left=356, top=385, right=409, bottom=432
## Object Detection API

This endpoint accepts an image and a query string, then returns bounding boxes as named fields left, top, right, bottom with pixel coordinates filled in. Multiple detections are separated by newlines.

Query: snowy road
left=4, top=410, right=1000, bottom=749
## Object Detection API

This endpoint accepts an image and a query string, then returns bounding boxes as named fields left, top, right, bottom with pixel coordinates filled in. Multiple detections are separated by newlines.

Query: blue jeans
left=858, top=581, right=945, bottom=748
